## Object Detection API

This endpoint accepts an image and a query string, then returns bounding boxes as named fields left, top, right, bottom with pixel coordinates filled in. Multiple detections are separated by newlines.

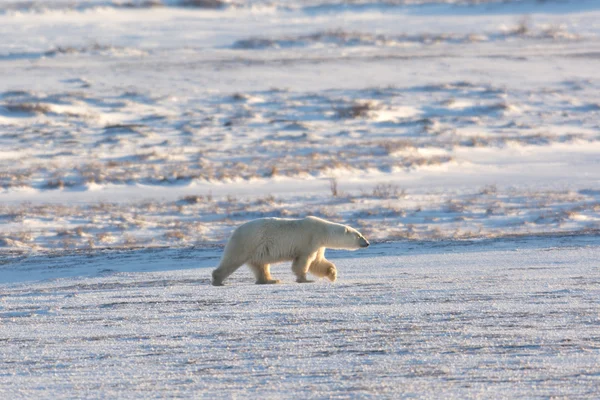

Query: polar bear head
left=327, top=222, right=370, bottom=250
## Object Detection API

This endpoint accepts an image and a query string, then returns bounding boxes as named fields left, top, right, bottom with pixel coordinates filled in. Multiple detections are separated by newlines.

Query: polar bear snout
left=359, top=237, right=370, bottom=248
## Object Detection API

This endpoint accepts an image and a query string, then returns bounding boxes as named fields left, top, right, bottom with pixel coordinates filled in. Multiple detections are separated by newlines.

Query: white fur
left=211, top=216, right=369, bottom=286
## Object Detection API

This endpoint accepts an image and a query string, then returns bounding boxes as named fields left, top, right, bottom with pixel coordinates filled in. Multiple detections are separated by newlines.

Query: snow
left=1, top=238, right=600, bottom=398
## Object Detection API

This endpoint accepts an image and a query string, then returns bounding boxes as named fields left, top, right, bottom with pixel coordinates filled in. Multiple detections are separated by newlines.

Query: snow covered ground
left=1, top=0, right=600, bottom=251
left=1, top=237, right=600, bottom=398
left=1, top=0, right=600, bottom=397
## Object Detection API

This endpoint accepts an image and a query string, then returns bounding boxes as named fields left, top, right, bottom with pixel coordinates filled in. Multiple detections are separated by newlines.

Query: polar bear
left=211, top=216, right=369, bottom=286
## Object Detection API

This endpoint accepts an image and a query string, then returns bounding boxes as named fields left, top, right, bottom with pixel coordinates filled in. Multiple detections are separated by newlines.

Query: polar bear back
left=227, top=217, right=327, bottom=265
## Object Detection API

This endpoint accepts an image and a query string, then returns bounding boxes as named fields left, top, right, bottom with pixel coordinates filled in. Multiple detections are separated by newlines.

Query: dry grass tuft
left=232, top=92, right=249, bottom=101
left=180, top=0, right=227, bottom=9
left=446, top=200, right=465, bottom=213
left=96, top=232, right=116, bottom=244
left=335, top=100, right=379, bottom=119
left=266, top=166, right=278, bottom=178
left=381, top=140, right=413, bottom=155
left=104, top=124, right=144, bottom=135
left=120, top=0, right=163, bottom=8
left=4, top=103, right=53, bottom=114
left=256, top=195, right=276, bottom=205
left=179, top=195, right=206, bottom=205
left=371, top=183, right=405, bottom=199
left=44, top=180, right=66, bottom=190
left=329, top=178, right=339, bottom=197
left=511, top=16, right=531, bottom=36
left=480, top=185, right=498, bottom=195
left=165, top=230, right=187, bottom=240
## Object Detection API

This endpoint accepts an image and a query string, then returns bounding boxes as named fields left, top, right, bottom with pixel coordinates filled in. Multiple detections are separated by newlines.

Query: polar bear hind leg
left=212, top=253, right=247, bottom=286
left=248, top=263, right=280, bottom=284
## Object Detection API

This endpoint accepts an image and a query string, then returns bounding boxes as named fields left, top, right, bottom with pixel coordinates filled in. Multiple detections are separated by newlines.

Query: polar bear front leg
left=309, top=259, right=337, bottom=282
left=292, top=255, right=314, bottom=283
left=249, top=263, right=281, bottom=284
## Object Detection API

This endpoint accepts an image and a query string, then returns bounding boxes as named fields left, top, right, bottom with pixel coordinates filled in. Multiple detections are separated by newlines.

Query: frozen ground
left=1, top=237, right=600, bottom=398
left=1, top=0, right=600, bottom=251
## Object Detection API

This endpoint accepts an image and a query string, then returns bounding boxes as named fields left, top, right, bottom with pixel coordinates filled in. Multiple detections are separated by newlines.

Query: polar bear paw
left=296, top=276, right=315, bottom=283
left=327, top=266, right=337, bottom=282
left=256, top=279, right=281, bottom=285
left=212, top=270, right=226, bottom=286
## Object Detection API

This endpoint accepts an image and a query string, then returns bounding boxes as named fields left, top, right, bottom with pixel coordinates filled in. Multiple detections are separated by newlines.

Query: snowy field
left=1, top=237, right=600, bottom=398
left=1, top=0, right=600, bottom=397
left=2, top=0, right=600, bottom=250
